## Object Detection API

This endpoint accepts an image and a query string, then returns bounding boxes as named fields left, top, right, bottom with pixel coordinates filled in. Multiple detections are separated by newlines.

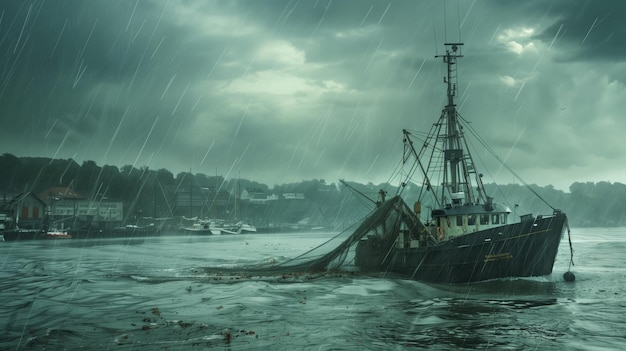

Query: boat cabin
left=431, top=202, right=511, bottom=240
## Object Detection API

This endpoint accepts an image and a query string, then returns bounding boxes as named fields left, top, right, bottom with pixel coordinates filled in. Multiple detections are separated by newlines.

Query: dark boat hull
left=68, top=226, right=162, bottom=239
left=1, top=230, right=44, bottom=241
left=360, top=213, right=566, bottom=284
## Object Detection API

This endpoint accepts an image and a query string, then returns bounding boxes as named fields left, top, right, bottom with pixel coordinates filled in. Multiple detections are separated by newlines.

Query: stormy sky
left=1, top=0, right=625, bottom=191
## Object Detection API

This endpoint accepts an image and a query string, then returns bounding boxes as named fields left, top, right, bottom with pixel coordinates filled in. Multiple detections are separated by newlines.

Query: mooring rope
left=565, top=215, right=575, bottom=269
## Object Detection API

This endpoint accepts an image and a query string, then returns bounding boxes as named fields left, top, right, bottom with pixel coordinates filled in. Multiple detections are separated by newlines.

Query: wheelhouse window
left=456, top=216, right=463, bottom=226
left=468, top=215, right=476, bottom=225
left=492, top=214, right=499, bottom=224
left=480, top=215, right=489, bottom=225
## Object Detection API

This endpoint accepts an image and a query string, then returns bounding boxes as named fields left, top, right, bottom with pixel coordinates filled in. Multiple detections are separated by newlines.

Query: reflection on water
left=1, top=230, right=625, bottom=350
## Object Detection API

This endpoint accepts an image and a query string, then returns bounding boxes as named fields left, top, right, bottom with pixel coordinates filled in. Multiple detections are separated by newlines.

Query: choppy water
left=1, top=228, right=625, bottom=350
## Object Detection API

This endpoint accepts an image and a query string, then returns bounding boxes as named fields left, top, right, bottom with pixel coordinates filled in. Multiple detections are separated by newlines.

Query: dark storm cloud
left=2, top=2, right=171, bottom=137
left=530, top=0, right=626, bottom=62
left=1, top=0, right=625, bottom=190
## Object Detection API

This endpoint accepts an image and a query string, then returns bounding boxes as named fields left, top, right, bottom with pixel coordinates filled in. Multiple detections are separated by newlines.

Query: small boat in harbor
left=180, top=218, right=221, bottom=235
left=350, top=43, right=572, bottom=283
left=235, top=220, right=257, bottom=233
left=217, top=220, right=257, bottom=235
left=44, top=225, right=72, bottom=239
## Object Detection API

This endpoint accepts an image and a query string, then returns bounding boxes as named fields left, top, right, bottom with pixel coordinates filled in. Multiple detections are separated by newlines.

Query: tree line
left=0, top=153, right=624, bottom=227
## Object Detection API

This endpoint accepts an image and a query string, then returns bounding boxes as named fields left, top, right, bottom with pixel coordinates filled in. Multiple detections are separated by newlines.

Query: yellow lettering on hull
left=483, top=253, right=513, bottom=262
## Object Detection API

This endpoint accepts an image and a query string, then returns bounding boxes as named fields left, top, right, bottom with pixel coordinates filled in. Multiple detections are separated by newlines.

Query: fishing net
left=194, top=196, right=437, bottom=281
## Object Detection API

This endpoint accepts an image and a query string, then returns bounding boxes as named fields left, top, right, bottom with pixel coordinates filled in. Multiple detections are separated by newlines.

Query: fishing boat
left=352, top=43, right=572, bottom=283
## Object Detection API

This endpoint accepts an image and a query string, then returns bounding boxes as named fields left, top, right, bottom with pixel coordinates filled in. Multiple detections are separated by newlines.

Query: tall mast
left=436, top=43, right=470, bottom=205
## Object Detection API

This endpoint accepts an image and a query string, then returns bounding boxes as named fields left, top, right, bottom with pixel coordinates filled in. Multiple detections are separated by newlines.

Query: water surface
left=1, top=229, right=624, bottom=350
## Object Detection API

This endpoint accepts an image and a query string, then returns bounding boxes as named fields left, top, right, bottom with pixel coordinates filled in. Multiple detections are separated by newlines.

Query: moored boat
left=180, top=218, right=221, bottom=235
left=235, top=220, right=257, bottom=233
left=43, top=222, right=72, bottom=239
left=44, top=227, right=72, bottom=239
left=207, top=219, right=257, bottom=235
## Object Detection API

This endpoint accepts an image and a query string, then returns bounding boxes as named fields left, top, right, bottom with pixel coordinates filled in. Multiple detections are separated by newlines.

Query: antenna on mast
left=432, top=21, right=439, bottom=57
left=456, top=0, right=462, bottom=43
left=443, top=0, right=448, bottom=43
left=435, top=43, right=463, bottom=107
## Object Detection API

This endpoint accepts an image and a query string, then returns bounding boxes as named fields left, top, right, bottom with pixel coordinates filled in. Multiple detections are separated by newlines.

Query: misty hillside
left=1, top=154, right=624, bottom=228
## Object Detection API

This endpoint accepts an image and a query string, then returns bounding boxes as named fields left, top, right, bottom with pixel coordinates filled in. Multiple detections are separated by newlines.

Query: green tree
left=0, top=153, right=21, bottom=192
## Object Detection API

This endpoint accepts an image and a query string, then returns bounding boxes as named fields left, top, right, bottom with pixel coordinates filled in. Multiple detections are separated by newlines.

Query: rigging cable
left=565, top=216, right=575, bottom=269
left=456, top=113, right=556, bottom=211
left=339, top=179, right=377, bottom=209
